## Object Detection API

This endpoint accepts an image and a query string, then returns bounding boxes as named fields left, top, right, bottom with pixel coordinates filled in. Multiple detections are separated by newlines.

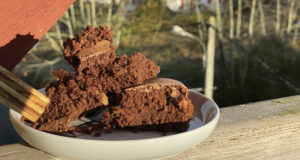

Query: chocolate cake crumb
left=93, top=131, right=102, bottom=137
left=35, top=119, right=75, bottom=134
left=34, top=69, right=109, bottom=133
left=75, top=52, right=160, bottom=93
left=101, top=78, right=194, bottom=132
left=52, top=69, right=73, bottom=81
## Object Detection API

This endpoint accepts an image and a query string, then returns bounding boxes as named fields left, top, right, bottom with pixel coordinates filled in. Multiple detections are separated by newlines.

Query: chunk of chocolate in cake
left=34, top=69, right=108, bottom=133
left=76, top=52, right=160, bottom=93
left=102, top=78, right=194, bottom=132
left=63, top=25, right=116, bottom=74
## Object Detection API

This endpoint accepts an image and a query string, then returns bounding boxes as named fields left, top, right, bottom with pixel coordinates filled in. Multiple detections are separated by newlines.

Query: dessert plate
left=9, top=90, right=220, bottom=160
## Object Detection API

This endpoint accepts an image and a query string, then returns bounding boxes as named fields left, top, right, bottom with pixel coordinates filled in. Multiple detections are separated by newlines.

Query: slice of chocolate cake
left=102, top=78, right=194, bottom=132
left=63, top=25, right=116, bottom=74
left=63, top=25, right=160, bottom=94
left=76, top=52, right=160, bottom=94
left=33, top=69, right=109, bottom=133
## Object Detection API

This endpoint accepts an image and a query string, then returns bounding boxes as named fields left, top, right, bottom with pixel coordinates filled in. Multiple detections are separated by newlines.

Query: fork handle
left=0, top=65, right=49, bottom=122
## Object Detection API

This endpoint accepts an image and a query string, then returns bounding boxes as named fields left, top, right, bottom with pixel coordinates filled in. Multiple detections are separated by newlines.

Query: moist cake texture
left=75, top=52, right=160, bottom=94
left=64, top=25, right=160, bottom=93
left=102, top=78, right=194, bottom=132
left=63, top=25, right=115, bottom=73
left=34, top=25, right=160, bottom=133
left=33, top=69, right=109, bottom=133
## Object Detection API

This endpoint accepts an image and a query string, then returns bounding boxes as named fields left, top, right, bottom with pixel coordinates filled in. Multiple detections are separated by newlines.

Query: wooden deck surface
left=0, top=95, right=300, bottom=160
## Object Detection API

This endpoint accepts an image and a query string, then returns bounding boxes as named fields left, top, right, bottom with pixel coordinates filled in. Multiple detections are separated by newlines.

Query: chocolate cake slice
left=76, top=52, right=160, bottom=94
left=102, top=78, right=194, bottom=132
left=33, top=69, right=109, bottom=133
left=63, top=25, right=116, bottom=74
left=64, top=25, right=160, bottom=93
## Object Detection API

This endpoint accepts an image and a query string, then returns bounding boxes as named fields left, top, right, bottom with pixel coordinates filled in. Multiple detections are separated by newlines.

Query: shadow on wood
left=0, top=34, right=38, bottom=71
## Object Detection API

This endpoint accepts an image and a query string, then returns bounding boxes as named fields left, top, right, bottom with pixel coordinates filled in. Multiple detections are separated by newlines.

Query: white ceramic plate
left=9, top=90, right=220, bottom=160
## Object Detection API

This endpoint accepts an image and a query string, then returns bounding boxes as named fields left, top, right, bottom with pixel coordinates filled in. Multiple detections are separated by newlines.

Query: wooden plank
left=0, top=65, right=50, bottom=122
left=169, top=111, right=300, bottom=160
left=219, top=95, right=300, bottom=125
left=0, top=0, right=74, bottom=70
left=0, top=95, right=300, bottom=160
left=0, top=143, right=55, bottom=160
left=168, top=95, right=300, bottom=160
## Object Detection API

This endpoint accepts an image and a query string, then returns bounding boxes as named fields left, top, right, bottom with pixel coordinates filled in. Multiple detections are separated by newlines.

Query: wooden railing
left=0, top=95, right=300, bottom=160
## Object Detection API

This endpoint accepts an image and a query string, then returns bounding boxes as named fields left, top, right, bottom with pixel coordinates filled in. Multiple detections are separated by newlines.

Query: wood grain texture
left=0, top=0, right=74, bottom=70
left=0, top=66, right=49, bottom=122
left=168, top=95, right=300, bottom=160
left=0, top=95, right=299, bottom=160
left=0, top=143, right=56, bottom=160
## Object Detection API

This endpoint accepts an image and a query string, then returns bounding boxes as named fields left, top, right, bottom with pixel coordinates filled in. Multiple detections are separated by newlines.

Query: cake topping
left=63, top=25, right=113, bottom=65
left=77, top=40, right=110, bottom=59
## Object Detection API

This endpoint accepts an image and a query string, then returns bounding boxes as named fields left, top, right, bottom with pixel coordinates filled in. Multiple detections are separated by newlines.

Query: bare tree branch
left=107, top=0, right=113, bottom=27
left=249, top=0, right=257, bottom=38
left=293, top=17, right=300, bottom=41
left=64, top=11, right=74, bottom=38
left=194, top=0, right=204, bottom=39
left=79, top=0, right=86, bottom=22
left=44, top=33, right=62, bottom=53
left=276, top=0, right=281, bottom=35
left=287, top=0, right=295, bottom=34
left=151, top=2, right=166, bottom=46
left=91, top=0, right=97, bottom=26
left=112, top=0, right=126, bottom=47
left=70, top=4, right=76, bottom=28
left=229, top=0, right=234, bottom=39
left=258, top=0, right=266, bottom=36
left=215, top=0, right=223, bottom=39
left=86, top=3, right=92, bottom=25
left=236, top=0, right=242, bottom=38
left=54, top=23, right=63, bottom=50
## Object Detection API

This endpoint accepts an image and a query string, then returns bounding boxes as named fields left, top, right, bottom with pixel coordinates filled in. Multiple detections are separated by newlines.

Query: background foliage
left=13, top=0, right=300, bottom=107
